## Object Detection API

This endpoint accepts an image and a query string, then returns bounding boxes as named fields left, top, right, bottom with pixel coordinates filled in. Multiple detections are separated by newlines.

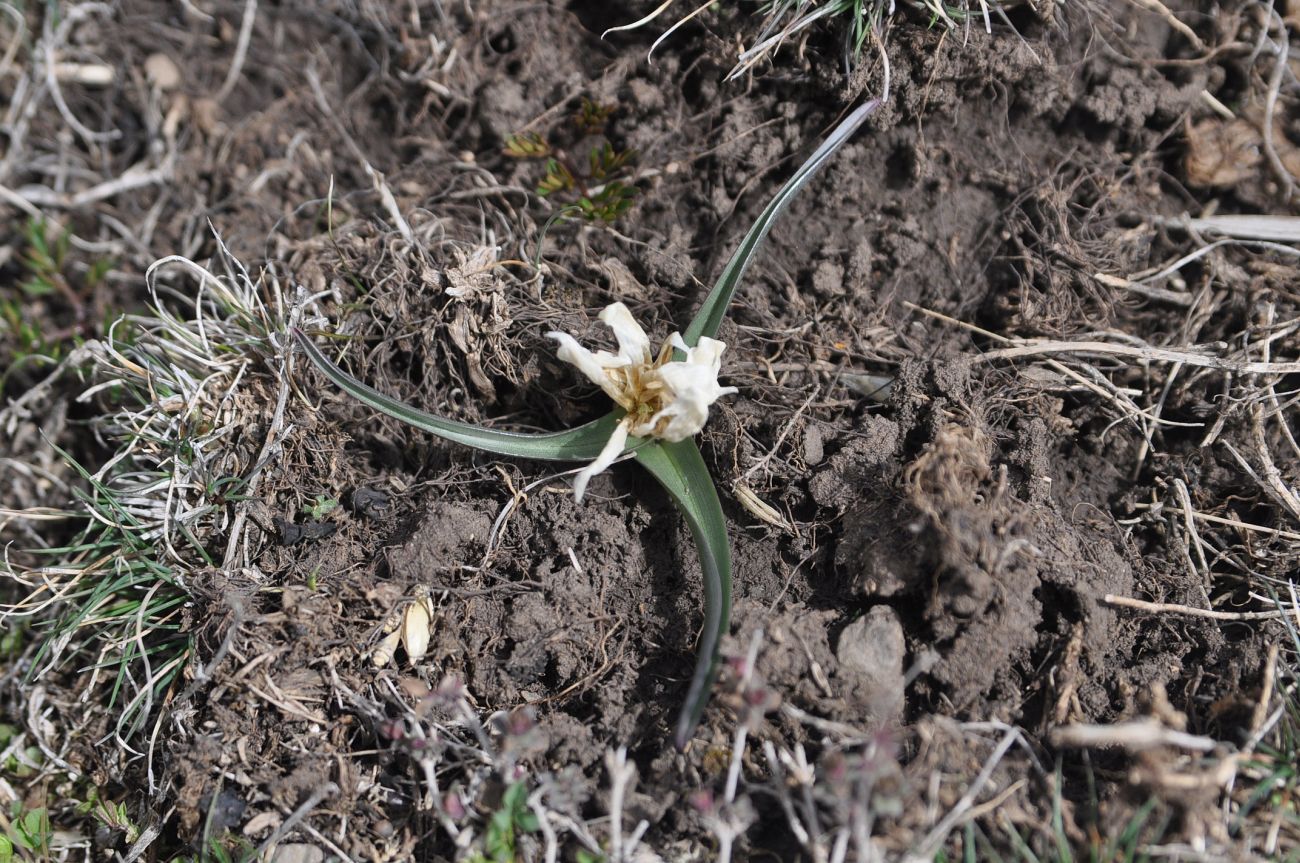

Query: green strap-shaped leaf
left=291, top=327, right=622, bottom=462
left=683, top=99, right=880, bottom=347
left=633, top=437, right=732, bottom=750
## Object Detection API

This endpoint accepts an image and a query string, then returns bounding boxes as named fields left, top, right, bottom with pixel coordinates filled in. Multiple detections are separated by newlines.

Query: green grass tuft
left=1, top=245, right=283, bottom=745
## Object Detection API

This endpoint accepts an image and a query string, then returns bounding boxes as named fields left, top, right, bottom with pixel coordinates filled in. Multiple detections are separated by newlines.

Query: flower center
left=616, top=342, right=676, bottom=425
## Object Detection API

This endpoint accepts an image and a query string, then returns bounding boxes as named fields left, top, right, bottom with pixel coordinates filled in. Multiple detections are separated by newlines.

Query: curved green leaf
left=634, top=438, right=731, bottom=750
left=291, top=327, right=621, bottom=462
left=683, top=99, right=880, bottom=347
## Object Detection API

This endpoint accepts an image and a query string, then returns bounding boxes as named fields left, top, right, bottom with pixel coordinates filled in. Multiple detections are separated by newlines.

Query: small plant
left=0, top=299, right=51, bottom=364
left=574, top=98, right=615, bottom=133
left=18, top=216, right=113, bottom=313
left=12, top=444, right=193, bottom=740
left=1, top=248, right=277, bottom=746
left=76, top=788, right=141, bottom=845
left=171, top=833, right=259, bottom=863
left=19, top=216, right=73, bottom=299
left=2, top=218, right=115, bottom=369
left=301, top=493, right=339, bottom=520
left=468, top=781, right=540, bottom=863
left=502, top=131, right=550, bottom=159
left=0, top=620, right=25, bottom=659
left=0, top=724, right=42, bottom=779
left=503, top=97, right=640, bottom=223
left=1, top=804, right=50, bottom=862
left=296, top=100, right=880, bottom=748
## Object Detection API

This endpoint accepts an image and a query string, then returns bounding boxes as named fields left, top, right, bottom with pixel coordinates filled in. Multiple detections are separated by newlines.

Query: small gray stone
left=811, top=259, right=845, bottom=298
left=835, top=606, right=906, bottom=722
left=802, top=423, right=824, bottom=466
left=271, top=844, right=324, bottom=863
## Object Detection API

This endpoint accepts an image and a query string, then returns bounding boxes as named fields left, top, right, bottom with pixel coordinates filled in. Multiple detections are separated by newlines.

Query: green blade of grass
left=292, top=327, right=623, bottom=462
left=633, top=437, right=732, bottom=750
left=682, top=98, right=879, bottom=347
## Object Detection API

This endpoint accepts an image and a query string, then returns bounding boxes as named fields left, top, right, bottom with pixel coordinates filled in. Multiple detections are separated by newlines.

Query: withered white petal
left=573, top=419, right=630, bottom=503
left=548, top=331, right=629, bottom=403
left=643, top=360, right=733, bottom=441
left=686, top=336, right=730, bottom=371
left=553, top=304, right=736, bottom=502
left=634, top=400, right=705, bottom=441
left=600, top=302, right=653, bottom=364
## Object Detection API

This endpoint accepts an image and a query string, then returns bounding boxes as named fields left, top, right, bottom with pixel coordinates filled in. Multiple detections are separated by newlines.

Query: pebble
left=144, top=53, right=181, bottom=91
left=271, top=844, right=324, bottom=863
left=835, top=606, right=906, bottom=721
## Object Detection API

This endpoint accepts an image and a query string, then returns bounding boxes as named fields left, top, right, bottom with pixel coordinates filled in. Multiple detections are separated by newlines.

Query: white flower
left=548, top=303, right=737, bottom=502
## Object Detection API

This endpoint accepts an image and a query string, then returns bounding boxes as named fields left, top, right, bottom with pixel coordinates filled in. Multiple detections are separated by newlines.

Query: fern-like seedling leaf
left=503, top=132, right=550, bottom=159
left=537, top=159, right=576, bottom=197
left=574, top=97, right=614, bottom=134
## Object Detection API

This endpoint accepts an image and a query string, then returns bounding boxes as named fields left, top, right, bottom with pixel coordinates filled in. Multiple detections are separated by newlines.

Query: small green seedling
left=296, top=100, right=878, bottom=748
left=501, top=131, right=550, bottom=159
left=4, top=805, right=50, bottom=860
left=18, top=217, right=114, bottom=301
left=469, top=781, right=539, bottom=863
left=0, top=725, right=42, bottom=779
left=574, top=97, right=615, bottom=133
left=179, top=834, right=258, bottom=863
left=19, top=216, right=72, bottom=298
left=76, top=788, right=140, bottom=845
left=503, top=97, right=640, bottom=224
left=302, top=494, right=339, bottom=520
left=0, top=621, right=25, bottom=658
left=2, top=218, right=115, bottom=367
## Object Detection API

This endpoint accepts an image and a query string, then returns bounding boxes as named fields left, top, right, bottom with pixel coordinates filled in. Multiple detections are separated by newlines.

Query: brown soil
left=2, top=0, right=1297, bottom=860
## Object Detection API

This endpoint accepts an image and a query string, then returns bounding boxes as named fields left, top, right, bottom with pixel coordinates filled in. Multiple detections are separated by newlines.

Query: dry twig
left=1103, top=594, right=1288, bottom=621
left=1051, top=718, right=1217, bottom=752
